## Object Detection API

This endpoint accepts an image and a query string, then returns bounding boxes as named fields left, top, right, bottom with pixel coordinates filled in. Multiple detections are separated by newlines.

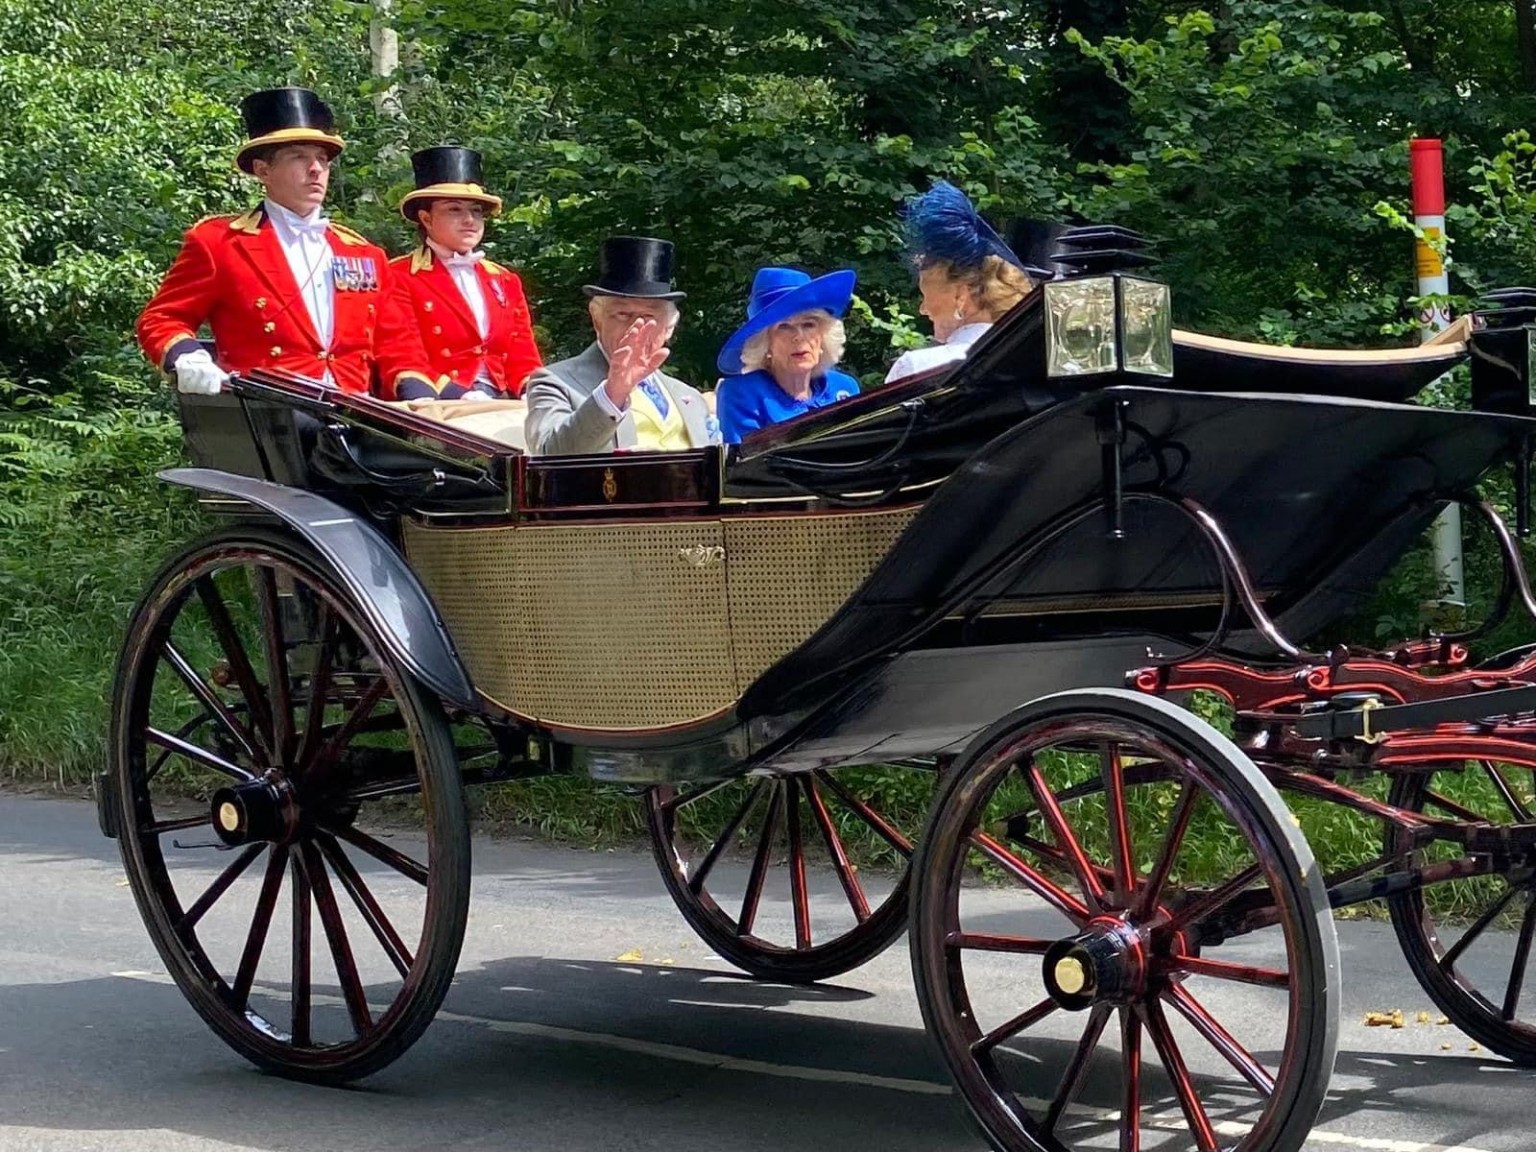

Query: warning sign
left=1416, top=227, right=1444, bottom=278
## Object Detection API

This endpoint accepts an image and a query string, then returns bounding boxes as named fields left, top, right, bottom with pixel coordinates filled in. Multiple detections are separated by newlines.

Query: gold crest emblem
left=602, top=467, right=618, bottom=502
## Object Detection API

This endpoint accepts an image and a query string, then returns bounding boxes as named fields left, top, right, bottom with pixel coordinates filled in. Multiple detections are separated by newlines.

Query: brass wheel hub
left=1042, top=918, right=1148, bottom=1010
left=210, top=775, right=298, bottom=846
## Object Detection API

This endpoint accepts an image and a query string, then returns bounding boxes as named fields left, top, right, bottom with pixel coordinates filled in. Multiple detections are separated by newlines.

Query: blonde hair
left=921, top=254, right=1034, bottom=321
left=739, top=310, right=846, bottom=374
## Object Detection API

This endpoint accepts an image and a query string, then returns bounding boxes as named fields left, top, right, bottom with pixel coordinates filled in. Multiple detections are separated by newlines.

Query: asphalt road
left=2, top=792, right=1533, bottom=1152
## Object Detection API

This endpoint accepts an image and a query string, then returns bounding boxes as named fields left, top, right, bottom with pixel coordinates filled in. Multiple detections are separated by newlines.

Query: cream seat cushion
left=387, top=398, right=529, bottom=452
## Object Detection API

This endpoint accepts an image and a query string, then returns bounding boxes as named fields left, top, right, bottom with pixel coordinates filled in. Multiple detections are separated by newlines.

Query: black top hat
left=235, top=88, right=345, bottom=174
left=582, top=236, right=685, bottom=300
left=1005, top=217, right=1074, bottom=281
left=399, top=146, right=503, bottom=221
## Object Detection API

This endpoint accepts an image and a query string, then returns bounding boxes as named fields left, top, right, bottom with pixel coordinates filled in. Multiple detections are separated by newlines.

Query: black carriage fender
left=160, top=467, right=477, bottom=708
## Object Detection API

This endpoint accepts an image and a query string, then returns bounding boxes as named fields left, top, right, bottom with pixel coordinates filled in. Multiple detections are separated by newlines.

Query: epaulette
left=483, top=258, right=507, bottom=276
left=409, top=245, right=433, bottom=274
left=225, top=207, right=262, bottom=234
left=328, top=222, right=373, bottom=247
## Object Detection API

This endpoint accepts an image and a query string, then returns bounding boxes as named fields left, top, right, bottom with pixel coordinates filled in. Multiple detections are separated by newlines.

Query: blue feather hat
left=902, top=180, right=1024, bottom=271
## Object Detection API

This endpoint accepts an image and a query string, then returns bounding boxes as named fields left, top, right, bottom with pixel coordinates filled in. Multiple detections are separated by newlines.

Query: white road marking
left=110, top=971, right=1498, bottom=1152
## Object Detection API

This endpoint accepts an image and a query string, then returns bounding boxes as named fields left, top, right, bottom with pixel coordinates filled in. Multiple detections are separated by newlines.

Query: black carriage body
left=162, top=287, right=1531, bottom=784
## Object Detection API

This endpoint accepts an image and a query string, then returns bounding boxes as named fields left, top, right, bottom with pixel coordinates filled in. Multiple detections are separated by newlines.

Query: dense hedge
left=6, top=0, right=1536, bottom=796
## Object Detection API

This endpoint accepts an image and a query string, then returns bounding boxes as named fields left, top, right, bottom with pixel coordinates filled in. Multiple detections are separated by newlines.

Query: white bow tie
left=290, top=218, right=330, bottom=241
left=442, top=249, right=485, bottom=269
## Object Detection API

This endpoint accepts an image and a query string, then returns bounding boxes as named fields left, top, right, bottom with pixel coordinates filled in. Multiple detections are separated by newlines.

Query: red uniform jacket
left=374, top=245, right=542, bottom=400
left=135, top=207, right=393, bottom=394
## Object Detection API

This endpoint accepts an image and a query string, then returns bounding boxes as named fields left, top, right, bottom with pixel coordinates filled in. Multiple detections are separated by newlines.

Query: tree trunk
left=1517, top=0, right=1536, bottom=88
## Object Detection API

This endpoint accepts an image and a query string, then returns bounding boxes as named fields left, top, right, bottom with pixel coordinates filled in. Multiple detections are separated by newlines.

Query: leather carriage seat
left=386, top=397, right=530, bottom=453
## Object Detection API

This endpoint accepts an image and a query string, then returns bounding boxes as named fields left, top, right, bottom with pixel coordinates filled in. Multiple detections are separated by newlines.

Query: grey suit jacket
left=524, top=341, right=720, bottom=455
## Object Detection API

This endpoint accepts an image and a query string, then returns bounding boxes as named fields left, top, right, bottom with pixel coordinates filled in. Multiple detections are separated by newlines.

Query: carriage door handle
left=678, top=544, right=726, bottom=567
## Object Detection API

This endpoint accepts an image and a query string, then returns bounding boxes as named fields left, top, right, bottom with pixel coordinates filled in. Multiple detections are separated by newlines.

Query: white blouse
left=884, top=322, right=994, bottom=384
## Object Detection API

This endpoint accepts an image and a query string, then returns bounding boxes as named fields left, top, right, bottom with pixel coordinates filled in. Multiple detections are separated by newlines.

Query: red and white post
left=1412, top=137, right=1465, bottom=610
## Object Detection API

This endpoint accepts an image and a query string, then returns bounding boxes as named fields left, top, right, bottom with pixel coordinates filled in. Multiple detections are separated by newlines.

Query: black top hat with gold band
left=235, top=88, right=346, bottom=175
left=399, top=147, right=503, bottom=221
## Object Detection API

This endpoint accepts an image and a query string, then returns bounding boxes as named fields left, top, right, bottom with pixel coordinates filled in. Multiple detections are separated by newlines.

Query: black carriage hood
left=739, top=385, right=1534, bottom=718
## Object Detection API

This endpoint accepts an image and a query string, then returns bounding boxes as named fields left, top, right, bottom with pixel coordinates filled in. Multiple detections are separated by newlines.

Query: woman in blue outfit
left=715, top=266, right=860, bottom=444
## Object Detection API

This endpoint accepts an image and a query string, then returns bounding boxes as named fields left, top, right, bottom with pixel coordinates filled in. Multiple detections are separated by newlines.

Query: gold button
left=449, top=370, right=459, bottom=379
left=424, top=301, right=434, bottom=312
left=432, top=325, right=442, bottom=335
left=255, top=297, right=267, bottom=309
left=270, top=345, right=282, bottom=357
left=440, top=349, right=451, bottom=358
left=473, top=345, right=484, bottom=354
left=263, top=322, right=275, bottom=334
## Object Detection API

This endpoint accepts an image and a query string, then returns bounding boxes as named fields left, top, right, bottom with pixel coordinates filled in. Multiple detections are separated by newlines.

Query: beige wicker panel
left=725, top=506, right=919, bottom=691
left=403, top=519, right=736, bottom=729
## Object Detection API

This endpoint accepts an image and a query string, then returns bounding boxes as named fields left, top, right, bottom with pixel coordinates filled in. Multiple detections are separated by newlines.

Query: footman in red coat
left=374, top=146, right=543, bottom=401
left=136, top=87, right=397, bottom=395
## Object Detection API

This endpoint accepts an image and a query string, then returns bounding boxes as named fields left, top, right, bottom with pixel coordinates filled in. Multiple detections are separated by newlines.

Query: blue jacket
left=715, top=367, right=860, bottom=444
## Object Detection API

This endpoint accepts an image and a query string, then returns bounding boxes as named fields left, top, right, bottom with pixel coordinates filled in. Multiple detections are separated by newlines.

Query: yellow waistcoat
left=630, top=381, right=693, bottom=451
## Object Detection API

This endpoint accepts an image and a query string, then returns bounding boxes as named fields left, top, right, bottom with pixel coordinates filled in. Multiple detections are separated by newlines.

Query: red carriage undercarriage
left=100, top=236, right=1536, bottom=1152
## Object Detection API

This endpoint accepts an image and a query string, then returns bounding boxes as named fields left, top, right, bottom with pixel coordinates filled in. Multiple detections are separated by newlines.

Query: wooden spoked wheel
left=647, top=763, right=936, bottom=982
left=910, top=690, right=1338, bottom=1152
left=109, top=527, right=470, bottom=1084
left=1388, top=759, right=1536, bottom=1064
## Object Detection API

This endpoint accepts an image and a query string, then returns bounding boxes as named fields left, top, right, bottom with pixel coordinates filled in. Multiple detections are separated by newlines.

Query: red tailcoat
left=374, top=246, right=542, bottom=400
left=135, top=207, right=393, bottom=394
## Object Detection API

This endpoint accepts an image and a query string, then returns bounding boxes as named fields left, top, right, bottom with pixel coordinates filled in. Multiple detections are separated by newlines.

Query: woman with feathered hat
left=713, top=266, right=861, bottom=444
left=374, top=146, right=543, bottom=400
left=884, top=180, right=1035, bottom=383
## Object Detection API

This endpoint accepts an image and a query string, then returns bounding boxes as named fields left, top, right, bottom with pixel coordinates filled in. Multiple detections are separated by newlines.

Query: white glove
left=173, top=348, right=230, bottom=395
left=465, top=387, right=502, bottom=402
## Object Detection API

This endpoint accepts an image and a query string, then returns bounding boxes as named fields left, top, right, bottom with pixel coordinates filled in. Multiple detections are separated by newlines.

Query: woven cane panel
left=725, top=507, right=918, bottom=691
left=403, top=520, right=736, bottom=728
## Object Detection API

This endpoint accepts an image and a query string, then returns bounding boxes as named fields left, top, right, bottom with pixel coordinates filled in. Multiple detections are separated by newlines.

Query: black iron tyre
left=1387, top=763, right=1536, bottom=1065
left=910, top=689, right=1339, bottom=1152
left=109, top=526, right=471, bottom=1084
left=646, top=765, right=934, bottom=982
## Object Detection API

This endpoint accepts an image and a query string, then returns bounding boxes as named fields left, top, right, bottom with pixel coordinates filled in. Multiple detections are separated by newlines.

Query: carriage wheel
left=646, top=762, right=934, bottom=982
left=109, top=526, right=471, bottom=1084
left=1388, top=761, right=1536, bottom=1064
left=910, top=689, right=1337, bottom=1152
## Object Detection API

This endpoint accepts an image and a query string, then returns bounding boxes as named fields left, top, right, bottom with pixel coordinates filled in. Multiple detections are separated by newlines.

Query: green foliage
left=5, top=0, right=1536, bottom=890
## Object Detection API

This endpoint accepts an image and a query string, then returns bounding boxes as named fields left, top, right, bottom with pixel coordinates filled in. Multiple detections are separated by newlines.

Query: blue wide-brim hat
left=717, top=266, right=857, bottom=375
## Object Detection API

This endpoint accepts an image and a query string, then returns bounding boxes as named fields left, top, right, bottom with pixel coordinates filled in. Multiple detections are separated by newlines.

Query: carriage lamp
left=1044, top=274, right=1173, bottom=379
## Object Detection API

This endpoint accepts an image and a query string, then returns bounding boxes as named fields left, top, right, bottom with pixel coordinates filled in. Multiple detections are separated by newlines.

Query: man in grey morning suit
left=524, top=236, right=721, bottom=455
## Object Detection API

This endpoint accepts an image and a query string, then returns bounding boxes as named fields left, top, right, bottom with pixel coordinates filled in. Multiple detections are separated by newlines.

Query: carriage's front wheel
left=646, top=763, right=935, bottom=982
left=910, top=689, right=1338, bottom=1152
left=109, top=527, right=471, bottom=1084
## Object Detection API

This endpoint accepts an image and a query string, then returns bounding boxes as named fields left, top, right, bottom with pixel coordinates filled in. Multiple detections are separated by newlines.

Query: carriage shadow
left=4, top=955, right=1531, bottom=1152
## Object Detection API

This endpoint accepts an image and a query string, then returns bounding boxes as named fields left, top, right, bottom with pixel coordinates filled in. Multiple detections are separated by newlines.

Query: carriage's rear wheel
left=646, top=763, right=935, bottom=982
left=1388, top=761, right=1536, bottom=1065
left=109, top=527, right=470, bottom=1084
left=911, top=689, right=1338, bottom=1152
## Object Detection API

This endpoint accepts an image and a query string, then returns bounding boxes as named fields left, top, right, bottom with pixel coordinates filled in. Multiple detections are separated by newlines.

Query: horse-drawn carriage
left=99, top=229, right=1536, bottom=1152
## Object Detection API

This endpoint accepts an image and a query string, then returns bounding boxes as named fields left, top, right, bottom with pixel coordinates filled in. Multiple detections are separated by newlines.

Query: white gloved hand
left=465, top=387, right=502, bottom=402
left=173, top=348, right=230, bottom=395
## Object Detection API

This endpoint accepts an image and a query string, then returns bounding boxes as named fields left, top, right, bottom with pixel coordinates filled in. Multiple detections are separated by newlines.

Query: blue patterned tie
left=640, top=376, right=670, bottom=419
